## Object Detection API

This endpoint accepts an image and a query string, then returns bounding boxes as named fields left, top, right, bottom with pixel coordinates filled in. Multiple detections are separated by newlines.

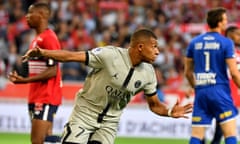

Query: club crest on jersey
left=134, top=80, right=141, bottom=88
left=32, top=41, right=37, bottom=48
left=92, top=48, right=102, bottom=54
left=37, top=37, right=43, bottom=41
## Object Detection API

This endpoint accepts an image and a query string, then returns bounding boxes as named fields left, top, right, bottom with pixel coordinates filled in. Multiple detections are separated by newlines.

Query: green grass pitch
left=0, top=132, right=235, bottom=144
left=0, top=132, right=189, bottom=144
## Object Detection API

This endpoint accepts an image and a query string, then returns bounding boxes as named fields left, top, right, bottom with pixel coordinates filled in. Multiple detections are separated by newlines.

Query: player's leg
left=61, top=122, right=93, bottom=144
left=88, top=121, right=118, bottom=144
left=62, top=99, right=103, bottom=144
left=45, top=126, right=61, bottom=144
left=189, top=126, right=206, bottom=144
left=213, top=86, right=238, bottom=144
left=189, top=88, right=213, bottom=144
left=29, top=103, right=59, bottom=144
left=43, top=105, right=61, bottom=143
left=221, top=119, right=237, bottom=144
left=31, top=119, right=51, bottom=144
left=210, top=123, right=222, bottom=144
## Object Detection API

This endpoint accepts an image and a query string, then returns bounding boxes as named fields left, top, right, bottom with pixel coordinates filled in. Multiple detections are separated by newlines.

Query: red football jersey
left=230, top=48, right=240, bottom=106
left=28, top=29, right=62, bottom=105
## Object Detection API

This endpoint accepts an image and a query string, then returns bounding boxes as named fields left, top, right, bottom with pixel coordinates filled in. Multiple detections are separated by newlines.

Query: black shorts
left=28, top=103, right=58, bottom=122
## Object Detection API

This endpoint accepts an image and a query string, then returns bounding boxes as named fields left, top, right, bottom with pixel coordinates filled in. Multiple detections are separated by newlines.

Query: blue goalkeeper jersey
left=186, top=32, right=238, bottom=125
left=186, top=32, right=235, bottom=89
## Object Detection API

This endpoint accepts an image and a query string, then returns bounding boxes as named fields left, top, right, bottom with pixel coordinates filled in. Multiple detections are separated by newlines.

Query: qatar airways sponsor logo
left=105, top=85, right=133, bottom=109
left=105, top=85, right=132, bottom=100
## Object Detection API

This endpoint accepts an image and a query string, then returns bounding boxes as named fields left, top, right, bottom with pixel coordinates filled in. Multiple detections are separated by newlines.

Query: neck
left=209, top=27, right=222, bottom=34
left=36, top=22, right=48, bottom=34
left=128, top=47, right=141, bottom=67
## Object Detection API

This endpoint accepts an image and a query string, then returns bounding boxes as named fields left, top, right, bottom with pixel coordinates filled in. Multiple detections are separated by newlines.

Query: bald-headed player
left=22, top=28, right=193, bottom=144
left=8, top=2, right=62, bottom=144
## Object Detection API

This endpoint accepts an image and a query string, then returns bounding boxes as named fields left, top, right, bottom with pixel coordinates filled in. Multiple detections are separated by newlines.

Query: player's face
left=221, top=13, right=228, bottom=31
left=140, top=38, right=159, bottom=64
left=232, top=29, right=240, bottom=46
left=25, top=6, right=41, bottom=28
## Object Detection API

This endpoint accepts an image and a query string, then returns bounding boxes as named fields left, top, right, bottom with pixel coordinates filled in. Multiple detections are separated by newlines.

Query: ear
left=138, top=44, right=143, bottom=51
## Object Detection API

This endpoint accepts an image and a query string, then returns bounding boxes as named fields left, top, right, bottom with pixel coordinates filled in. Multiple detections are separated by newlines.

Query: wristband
left=167, top=107, right=173, bottom=117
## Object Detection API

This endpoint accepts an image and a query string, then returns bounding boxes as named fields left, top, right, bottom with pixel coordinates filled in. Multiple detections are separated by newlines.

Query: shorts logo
left=34, top=103, right=43, bottom=115
left=34, top=111, right=40, bottom=115
left=192, top=116, right=201, bottom=122
left=219, top=110, right=232, bottom=119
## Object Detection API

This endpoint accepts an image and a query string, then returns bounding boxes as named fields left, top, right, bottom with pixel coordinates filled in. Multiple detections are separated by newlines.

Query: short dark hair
left=225, top=26, right=238, bottom=36
left=131, top=29, right=157, bottom=43
left=32, top=2, right=51, bottom=15
left=207, top=7, right=226, bottom=29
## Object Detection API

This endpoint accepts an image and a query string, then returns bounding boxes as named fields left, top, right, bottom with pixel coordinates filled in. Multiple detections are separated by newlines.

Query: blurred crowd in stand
left=0, top=0, right=240, bottom=100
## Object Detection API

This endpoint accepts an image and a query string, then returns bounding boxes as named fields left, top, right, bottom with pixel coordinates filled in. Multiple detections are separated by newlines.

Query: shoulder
left=141, top=62, right=155, bottom=72
left=189, top=33, right=232, bottom=44
left=41, top=29, right=58, bottom=39
left=99, top=46, right=125, bottom=52
left=43, top=28, right=56, bottom=35
left=191, top=33, right=205, bottom=41
left=38, top=29, right=59, bottom=47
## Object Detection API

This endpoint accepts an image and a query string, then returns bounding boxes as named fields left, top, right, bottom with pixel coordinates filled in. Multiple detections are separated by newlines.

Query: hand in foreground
left=8, top=71, right=26, bottom=84
left=170, top=99, right=193, bottom=119
left=22, top=46, right=42, bottom=62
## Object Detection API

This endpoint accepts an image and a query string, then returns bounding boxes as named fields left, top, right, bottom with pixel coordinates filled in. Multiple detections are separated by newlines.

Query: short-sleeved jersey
left=186, top=32, right=235, bottom=89
left=186, top=32, right=238, bottom=125
left=28, top=29, right=62, bottom=105
left=230, top=48, right=240, bottom=106
left=72, top=46, right=157, bottom=120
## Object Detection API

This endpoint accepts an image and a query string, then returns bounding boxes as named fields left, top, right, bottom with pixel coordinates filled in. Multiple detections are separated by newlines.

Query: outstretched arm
left=8, top=65, right=57, bottom=84
left=22, top=46, right=87, bottom=63
left=146, top=94, right=193, bottom=118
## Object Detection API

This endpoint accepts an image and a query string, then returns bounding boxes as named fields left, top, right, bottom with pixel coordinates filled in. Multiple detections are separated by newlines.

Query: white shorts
left=61, top=104, right=119, bottom=144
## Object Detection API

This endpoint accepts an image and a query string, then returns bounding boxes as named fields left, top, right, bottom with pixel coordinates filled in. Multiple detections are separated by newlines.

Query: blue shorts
left=28, top=103, right=58, bottom=122
left=192, top=85, right=238, bottom=126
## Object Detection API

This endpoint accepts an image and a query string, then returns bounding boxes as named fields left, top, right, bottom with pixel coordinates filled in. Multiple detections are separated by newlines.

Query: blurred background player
left=185, top=7, right=240, bottom=144
left=8, top=2, right=62, bottom=144
left=210, top=26, right=240, bottom=144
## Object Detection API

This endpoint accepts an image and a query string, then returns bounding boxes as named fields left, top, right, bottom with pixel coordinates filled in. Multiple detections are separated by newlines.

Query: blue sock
left=190, top=137, right=202, bottom=144
left=44, top=135, right=61, bottom=142
left=225, top=136, right=237, bottom=144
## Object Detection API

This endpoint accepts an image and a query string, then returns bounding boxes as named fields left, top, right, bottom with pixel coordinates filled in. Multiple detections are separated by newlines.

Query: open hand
left=22, top=46, right=42, bottom=62
left=171, top=99, right=193, bottom=118
left=8, top=71, right=26, bottom=84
